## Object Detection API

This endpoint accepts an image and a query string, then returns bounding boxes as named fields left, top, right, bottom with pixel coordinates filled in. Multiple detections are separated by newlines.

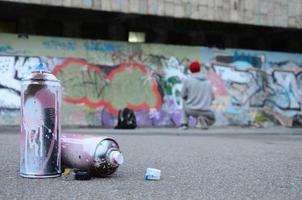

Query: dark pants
left=180, top=103, right=215, bottom=126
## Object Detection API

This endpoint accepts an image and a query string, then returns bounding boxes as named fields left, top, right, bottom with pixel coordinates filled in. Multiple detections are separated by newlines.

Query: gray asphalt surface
left=0, top=127, right=302, bottom=200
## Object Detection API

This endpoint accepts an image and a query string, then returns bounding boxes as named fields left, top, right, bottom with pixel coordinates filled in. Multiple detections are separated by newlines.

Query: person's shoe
left=179, top=124, right=188, bottom=130
left=198, top=116, right=209, bottom=130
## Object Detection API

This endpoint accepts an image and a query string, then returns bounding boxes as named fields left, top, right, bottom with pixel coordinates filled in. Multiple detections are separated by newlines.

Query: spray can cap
left=34, top=63, right=49, bottom=72
left=23, top=63, right=58, bottom=82
left=109, top=150, right=124, bottom=165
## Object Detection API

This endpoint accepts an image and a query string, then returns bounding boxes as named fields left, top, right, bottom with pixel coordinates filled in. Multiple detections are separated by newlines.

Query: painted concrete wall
left=3, top=0, right=302, bottom=29
left=0, top=33, right=301, bottom=127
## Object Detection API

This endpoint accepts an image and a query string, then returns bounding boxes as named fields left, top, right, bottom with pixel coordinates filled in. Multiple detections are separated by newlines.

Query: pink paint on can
left=20, top=64, right=61, bottom=178
left=61, top=134, right=124, bottom=177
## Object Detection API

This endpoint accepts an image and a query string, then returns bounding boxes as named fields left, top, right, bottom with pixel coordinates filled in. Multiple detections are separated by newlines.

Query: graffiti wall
left=202, top=48, right=302, bottom=127
left=0, top=33, right=301, bottom=127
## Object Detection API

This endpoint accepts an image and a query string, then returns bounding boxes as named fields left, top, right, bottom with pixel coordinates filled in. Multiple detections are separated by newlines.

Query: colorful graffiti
left=203, top=49, right=302, bottom=127
left=53, top=58, right=162, bottom=116
left=0, top=56, right=40, bottom=111
left=0, top=55, right=64, bottom=125
left=0, top=33, right=301, bottom=127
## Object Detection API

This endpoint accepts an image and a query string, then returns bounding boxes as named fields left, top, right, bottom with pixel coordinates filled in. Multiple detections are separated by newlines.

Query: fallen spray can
left=61, top=134, right=124, bottom=177
left=20, top=63, right=61, bottom=178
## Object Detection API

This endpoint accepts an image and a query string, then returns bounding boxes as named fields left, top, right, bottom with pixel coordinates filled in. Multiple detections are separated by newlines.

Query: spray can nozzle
left=108, top=150, right=124, bottom=165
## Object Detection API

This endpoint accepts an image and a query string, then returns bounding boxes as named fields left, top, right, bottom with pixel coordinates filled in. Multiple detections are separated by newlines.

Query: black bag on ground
left=293, top=114, right=302, bottom=127
left=114, top=108, right=137, bottom=129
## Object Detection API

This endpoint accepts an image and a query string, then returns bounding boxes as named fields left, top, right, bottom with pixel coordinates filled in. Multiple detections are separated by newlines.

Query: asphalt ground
left=0, top=127, right=302, bottom=200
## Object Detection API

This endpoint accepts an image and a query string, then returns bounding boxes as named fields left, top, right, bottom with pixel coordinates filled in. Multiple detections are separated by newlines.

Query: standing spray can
left=20, top=63, right=61, bottom=178
left=61, top=134, right=124, bottom=177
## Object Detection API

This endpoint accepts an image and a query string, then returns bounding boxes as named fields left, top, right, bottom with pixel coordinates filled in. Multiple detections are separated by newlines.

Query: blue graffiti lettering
left=233, top=51, right=262, bottom=68
left=0, top=44, right=20, bottom=54
left=84, top=41, right=121, bottom=52
left=42, top=40, right=76, bottom=51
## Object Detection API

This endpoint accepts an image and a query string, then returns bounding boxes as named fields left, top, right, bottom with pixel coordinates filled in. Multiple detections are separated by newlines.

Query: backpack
left=293, top=114, right=302, bottom=127
left=114, top=108, right=137, bottom=129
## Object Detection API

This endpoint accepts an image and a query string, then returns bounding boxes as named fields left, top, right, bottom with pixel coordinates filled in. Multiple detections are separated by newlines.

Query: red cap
left=189, top=61, right=201, bottom=73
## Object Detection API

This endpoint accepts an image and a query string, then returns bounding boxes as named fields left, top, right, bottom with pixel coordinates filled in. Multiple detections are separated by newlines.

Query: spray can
left=61, top=134, right=124, bottom=177
left=20, top=63, right=61, bottom=178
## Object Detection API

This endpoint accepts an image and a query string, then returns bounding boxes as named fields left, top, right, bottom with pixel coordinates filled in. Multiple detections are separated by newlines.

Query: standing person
left=179, top=61, right=215, bottom=130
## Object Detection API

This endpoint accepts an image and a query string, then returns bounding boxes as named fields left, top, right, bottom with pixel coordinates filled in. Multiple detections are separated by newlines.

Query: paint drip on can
left=61, top=134, right=124, bottom=177
left=20, top=63, right=61, bottom=178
